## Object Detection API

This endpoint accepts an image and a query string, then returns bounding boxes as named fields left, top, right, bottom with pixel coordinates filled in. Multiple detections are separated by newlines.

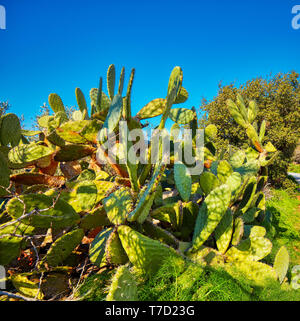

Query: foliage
left=0, top=65, right=295, bottom=301
left=137, top=256, right=300, bottom=301
left=201, top=72, right=300, bottom=189
left=0, top=101, right=9, bottom=118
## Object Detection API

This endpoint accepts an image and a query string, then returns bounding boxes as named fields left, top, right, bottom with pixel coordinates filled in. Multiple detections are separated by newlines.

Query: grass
left=265, top=189, right=300, bottom=267
left=288, top=163, right=300, bottom=174
left=137, top=256, right=300, bottom=301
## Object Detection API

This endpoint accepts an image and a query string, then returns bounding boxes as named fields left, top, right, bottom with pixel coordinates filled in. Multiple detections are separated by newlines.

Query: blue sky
left=0, top=0, right=300, bottom=129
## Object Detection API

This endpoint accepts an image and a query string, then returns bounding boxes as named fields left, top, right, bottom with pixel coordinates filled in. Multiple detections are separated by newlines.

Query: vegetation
left=0, top=65, right=299, bottom=301
left=265, top=189, right=300, bottom=267
left=289, top=163, right=300, bottom=174
left=201, top=72, right=300, bottom=189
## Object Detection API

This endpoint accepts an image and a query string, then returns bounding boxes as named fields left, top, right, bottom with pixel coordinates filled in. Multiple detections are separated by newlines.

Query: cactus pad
left=273, top=246, right=289, bottom=284
left=0, top=113, right=22, bottom=147
left=118, top=225, right=180, bottom=275
left=174, top=162, right=192, bottom=202
left=191, top=184, right=231, bottom=252
left=103, top=187, right=133, bottom=225
left=106, top=265, right=137, bottom=301
left=6, top=194, right=80, bottom=228
left=41, top=229, right=84, bottom=267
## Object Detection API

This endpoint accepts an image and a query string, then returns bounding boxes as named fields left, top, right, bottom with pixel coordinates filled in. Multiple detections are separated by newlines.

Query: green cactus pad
left=234, top=160, right=260, bottom=177
left=128, top=164, right=165, bottom=224
left=48, top=93, right=66, bottom=114
left=169, top=108, right=194, bottom=124
left=49, top=111, right=69, bottom=129
left=273, top=246, right=289, bottom=284
left=259, top=120, right=266, bottom=143
left=187, top=246, right=225, bottom=267
left=89, top=227, right=113, bottom=267
left=167, top=66, right=183, bottom=103
left=118, top=67, right=125, bottom=96
left=80, top=206, right=110, bottom=230
left=75, top=87, right=88, bottom=116
left=174, top=162, right=192, bottom=202
left=41, top=229, right=84, bottom=267
left=226, top=99, right=247, bottom=128
left=56, top=120, right=89, bottom=144
left=217, top=160, right=233, bottom=183
left=199, top=172, right=219, bottom=195
left=225, top=172, right=242, bottom=196
left=0, top=113, right=22, bottom=147
left=6, top=194, right=80, bottom=229
left=118, top=225, right=180, bottom=275
left=103, top=187, right=133, bottom=225
left=231, top=217, right=244, bottom=246
left=79, top=119, right=102, bottom=143
left=0, top=151, right=10, bottom=195
left=38, top=115, right=53, bottom=128
left=11, top=274, right=44, bottom=300
left=107, top=64, right=116, bottom=100
left=215, top=209, right=233, bottom=254
left=72, top=110, right=85, bottom=121
left=136, top=98, right=166, bottom=119
left=246, top=124, right=262, bottom=152
left=248, top=100, right=258, bottom=123
left=105, top=230, right=129, bottom=265
left=229, top=150, right=246, bottom=168
left=98, top=94, right=123, bottom=144
left=46, top=130, right=66, bottom=147
left=236, top=176, right=257, bottom=214
left=119, top=121, right=138, bottom=192
left=256, top=176, right=267, bottom=193
left=8, top=142, right=54, bottom=169
left=191, top=184, right=231, bottom=252
left=106, top=265, right=137, bottom=301
left=142, top=219, right=179, bottom=248
left=54, top=144, right=96, bottom=162
left=224, top=260, right=277, bottom=287
left=0, top=222, right=35, bottom=265
left=150, top=203, right=177, bottom=224
left=124, top=68, right=135, bottom=119
left=67, top=180, right=98, bottom=213
left=241, top=207, right=257, bottom=223
left=174, top=87, right=189, bottom=104
left=94, top=180, right=116, bottom=203
left=90, top=88, right=110, bottom=111
left=226, top=226, right=272, bottom=262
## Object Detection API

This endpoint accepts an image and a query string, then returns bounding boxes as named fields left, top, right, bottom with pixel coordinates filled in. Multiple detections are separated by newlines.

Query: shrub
left=201, top=72, right=300, bottom=188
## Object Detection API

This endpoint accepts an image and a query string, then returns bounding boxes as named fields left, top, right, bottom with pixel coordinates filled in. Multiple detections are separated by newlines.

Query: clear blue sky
left=0, top=0, right=300, bottom=129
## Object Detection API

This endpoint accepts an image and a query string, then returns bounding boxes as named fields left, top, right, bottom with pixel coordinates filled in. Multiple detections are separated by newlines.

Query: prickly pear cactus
left=106, top=265, right=138, bottom=301
left=0, top=65, right=283, bottom=300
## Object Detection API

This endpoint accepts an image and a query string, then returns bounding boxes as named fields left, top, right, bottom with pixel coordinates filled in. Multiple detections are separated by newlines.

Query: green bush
left=201, top=72, right=300, bottom=188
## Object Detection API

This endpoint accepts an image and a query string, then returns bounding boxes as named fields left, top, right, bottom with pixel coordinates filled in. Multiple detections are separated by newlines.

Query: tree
left=201, top=71, right=300, bottom=188
left=0, top=101, right=9, bottom=117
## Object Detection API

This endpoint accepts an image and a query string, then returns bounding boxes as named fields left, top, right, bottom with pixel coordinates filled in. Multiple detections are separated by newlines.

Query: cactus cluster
left=0, top=65, right=291, bottom=301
